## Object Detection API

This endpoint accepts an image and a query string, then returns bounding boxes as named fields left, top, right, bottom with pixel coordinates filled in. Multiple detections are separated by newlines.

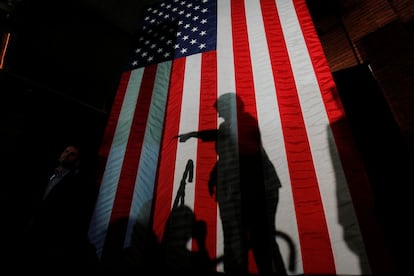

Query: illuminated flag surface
left=89, top=0, right=393, bottom=274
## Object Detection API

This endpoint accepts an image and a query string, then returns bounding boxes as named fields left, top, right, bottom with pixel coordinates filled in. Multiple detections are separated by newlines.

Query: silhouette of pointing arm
left=175, top=130, right=218, bottom=143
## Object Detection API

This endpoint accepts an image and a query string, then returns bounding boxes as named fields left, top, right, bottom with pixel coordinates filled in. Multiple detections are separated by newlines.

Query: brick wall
left=314, top=0, right=414, bottom=153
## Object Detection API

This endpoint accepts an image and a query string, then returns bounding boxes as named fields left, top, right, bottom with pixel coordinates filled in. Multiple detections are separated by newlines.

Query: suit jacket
left=28, top=167, right=98, bottom=271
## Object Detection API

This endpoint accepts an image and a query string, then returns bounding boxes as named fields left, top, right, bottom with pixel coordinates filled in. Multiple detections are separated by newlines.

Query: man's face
left=58, top=146, right=80, bottom=168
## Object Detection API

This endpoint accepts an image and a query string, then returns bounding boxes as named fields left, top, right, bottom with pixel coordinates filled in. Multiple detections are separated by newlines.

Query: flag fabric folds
left=88, top=0, right=393, bottom=274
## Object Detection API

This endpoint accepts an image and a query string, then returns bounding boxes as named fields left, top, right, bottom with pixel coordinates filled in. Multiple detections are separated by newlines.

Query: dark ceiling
left=1, top=0, right=162, bottom=111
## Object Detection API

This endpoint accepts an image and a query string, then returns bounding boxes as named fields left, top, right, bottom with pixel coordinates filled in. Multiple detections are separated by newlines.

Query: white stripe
left=277, top=0, right=370, bottom=274
left=89, top=68, right=144, bottom=257
left=170, top=54, right=202, bottom=251
left=125, top=61, right=172, bottom=247
left=245, top=0, right=303, bottom=274
left=216, top=0, right=236, bottom=271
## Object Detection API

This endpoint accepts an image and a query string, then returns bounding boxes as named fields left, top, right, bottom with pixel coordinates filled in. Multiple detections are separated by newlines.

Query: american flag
left=88, top=0, right=394, bottom=274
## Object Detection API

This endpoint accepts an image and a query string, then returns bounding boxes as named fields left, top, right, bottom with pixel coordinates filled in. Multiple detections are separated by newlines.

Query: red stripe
left=96, top=71, right=131, bottom=186
left=103, top=65, right=157, bottom=256
left=151, top=58, right=186, bottom=241
left=294, top=0, right=395, bottom=273
left=231, top=0, right=264, bottom=273
left=260, top=0, right=335, bottom=273
left=192, top=51, right=219, bottom=260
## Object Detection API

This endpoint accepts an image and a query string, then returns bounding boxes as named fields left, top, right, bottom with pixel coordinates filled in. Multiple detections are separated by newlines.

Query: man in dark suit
left=27, top=144, right=99, bottom=273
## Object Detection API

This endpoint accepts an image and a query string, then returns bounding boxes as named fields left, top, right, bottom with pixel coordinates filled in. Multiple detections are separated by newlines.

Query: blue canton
left=127, top=0, right=217, bottom=70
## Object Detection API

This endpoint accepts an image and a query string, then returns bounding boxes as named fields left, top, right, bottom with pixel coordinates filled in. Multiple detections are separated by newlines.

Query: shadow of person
left=161, top=204, right=203, bottom=273
left=101, top=160, right=219, bottom=275
left=160, top=159, right=217, bottom=274
left=177, top=93, right=286, bottom=275
left=119, top=217, right=164, bottom=275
